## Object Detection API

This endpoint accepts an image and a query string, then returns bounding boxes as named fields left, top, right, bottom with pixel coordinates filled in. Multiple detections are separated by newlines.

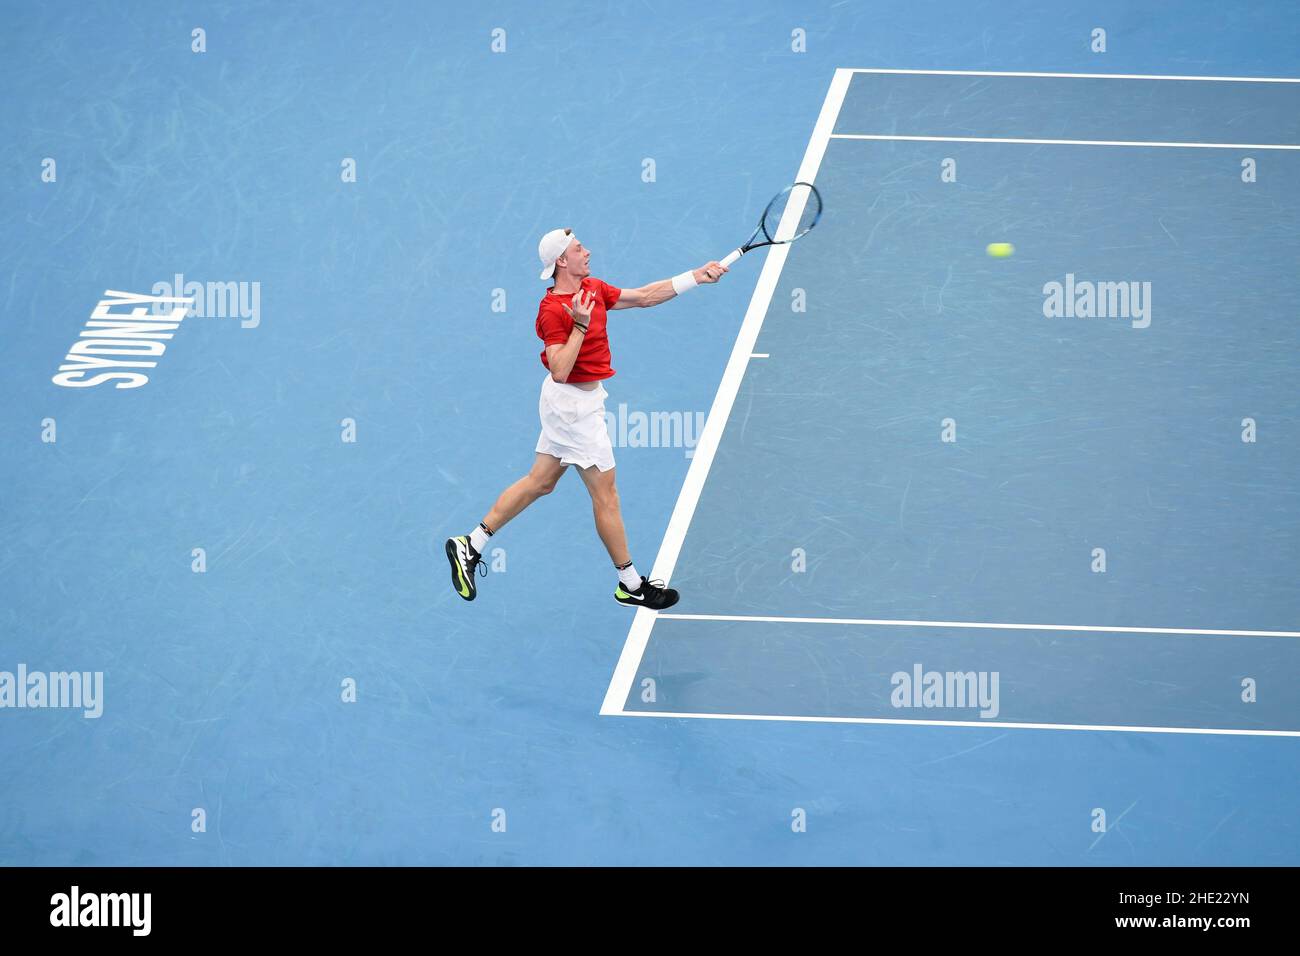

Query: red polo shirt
left=536, top=277, right=622, bottom=383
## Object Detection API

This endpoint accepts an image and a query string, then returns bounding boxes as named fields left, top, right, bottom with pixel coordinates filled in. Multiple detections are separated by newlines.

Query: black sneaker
left=445, top=535, right=486, bottom=601
left=614, top=576, right=679, bottom=610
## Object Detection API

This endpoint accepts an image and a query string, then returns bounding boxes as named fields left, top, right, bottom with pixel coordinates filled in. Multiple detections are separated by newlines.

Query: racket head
left=758, top=181, right=823, bottom=245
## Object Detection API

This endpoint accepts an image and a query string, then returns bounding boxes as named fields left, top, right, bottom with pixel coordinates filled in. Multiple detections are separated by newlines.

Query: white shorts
left=534, top=373, right=616, bottom=472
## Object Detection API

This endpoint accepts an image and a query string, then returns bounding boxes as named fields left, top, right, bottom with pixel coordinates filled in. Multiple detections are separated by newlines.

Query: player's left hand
left=694, top=261, right=728, bottom=284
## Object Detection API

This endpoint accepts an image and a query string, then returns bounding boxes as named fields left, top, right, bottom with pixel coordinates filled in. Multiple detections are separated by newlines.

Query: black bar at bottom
left=0, top=866, right=1286, bottom=942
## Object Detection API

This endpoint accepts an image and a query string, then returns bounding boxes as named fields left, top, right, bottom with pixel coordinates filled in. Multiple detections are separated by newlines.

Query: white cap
left=538, top=228, right=577, bottom=280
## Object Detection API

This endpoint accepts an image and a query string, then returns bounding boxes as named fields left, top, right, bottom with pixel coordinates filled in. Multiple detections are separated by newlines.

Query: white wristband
left=671, top=270, right=698, bottom=295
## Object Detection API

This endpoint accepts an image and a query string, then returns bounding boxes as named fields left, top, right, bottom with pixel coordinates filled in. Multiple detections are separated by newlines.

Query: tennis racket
left=719, top=181, right=823, bottom=268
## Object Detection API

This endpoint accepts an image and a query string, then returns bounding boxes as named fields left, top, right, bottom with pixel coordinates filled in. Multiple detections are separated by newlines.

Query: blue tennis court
left=2, top=2, right=1298, bottom=867
left=604, top=69, right=1300, bottom=736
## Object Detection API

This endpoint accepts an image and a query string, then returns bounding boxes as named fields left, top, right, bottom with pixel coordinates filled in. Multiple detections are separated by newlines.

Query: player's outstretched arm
left=610, top=261, right=728, bottom=310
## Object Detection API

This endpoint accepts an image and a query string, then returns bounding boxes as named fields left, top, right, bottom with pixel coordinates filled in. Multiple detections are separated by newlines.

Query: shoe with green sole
left=614, top=576, right=679, bottom=610
left=445, top=535, right=485, bottom=601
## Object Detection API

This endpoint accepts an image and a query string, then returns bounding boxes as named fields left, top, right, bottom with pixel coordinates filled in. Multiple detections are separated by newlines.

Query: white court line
left=598, top=67, right=855, bottom=717
left=750, top=352, right=770, bottom=359
left=617, top=710, right=1300, bottom=738
left=657, top=612, right=1300, bottom=639
left=831, top=133, right=1300, bottom=150
left=845, top=68, right=1300, bottom=83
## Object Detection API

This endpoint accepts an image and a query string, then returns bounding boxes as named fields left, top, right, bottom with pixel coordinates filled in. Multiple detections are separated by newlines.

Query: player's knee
left=531, top=476, right=559, bottom=497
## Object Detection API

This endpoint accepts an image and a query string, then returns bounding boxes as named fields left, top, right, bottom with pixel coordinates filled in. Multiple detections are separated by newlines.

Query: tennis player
left=445, top=228, right=727, bottom=609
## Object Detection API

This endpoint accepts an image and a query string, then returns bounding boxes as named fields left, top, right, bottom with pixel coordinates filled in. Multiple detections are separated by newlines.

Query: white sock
left=617, top=563, right=641, bottom=590
left=469, top=524, right=492, bottom=553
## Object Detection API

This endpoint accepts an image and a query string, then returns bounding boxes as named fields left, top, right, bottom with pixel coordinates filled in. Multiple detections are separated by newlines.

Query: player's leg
left=483, top=452, right=568, bottom=532
left=446, top=453, right=567, bottom=601
left=575, top=464, right=679, bottom=611
left=575, top=463, right=630, bottom=565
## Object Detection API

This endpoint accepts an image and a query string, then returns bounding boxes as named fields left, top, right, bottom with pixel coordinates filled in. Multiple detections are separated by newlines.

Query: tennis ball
left=986, top=242, right=1015, bottom=258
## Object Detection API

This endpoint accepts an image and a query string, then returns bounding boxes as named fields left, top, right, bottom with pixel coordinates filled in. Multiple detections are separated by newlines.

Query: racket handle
left=720, top=249, right=742, bottom=268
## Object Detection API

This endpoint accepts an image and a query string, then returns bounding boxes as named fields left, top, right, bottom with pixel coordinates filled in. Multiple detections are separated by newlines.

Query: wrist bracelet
left=671, top=271, right=698, bottom=295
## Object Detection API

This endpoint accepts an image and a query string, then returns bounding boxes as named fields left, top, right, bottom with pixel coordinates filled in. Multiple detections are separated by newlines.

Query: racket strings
left=760, top=183, right=822, bottom=243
